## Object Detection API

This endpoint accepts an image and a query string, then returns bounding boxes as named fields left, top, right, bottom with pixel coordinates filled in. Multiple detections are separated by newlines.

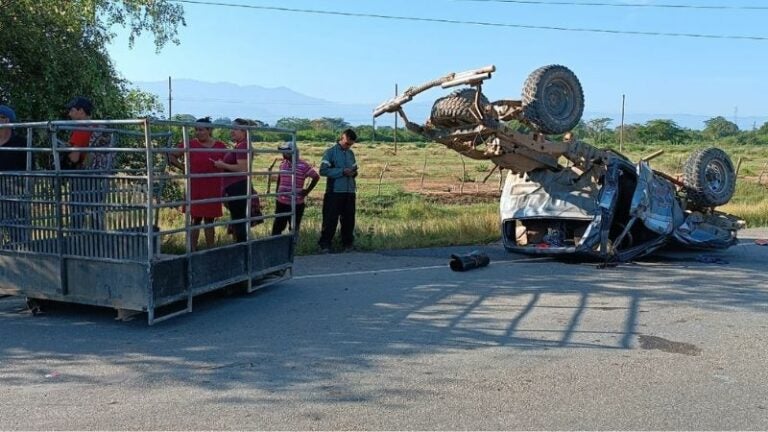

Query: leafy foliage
left=703, top=116, right=739, bottom=139
left=585, top=117, right=613, bottom=144
left=0, top=0, right=185, bottom=121
left=636, top=119, right=687, bottom=144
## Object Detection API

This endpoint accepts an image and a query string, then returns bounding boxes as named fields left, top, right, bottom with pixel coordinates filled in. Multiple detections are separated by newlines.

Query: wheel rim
left=543, top=78, right=574, bottom=120
left=704, top=159, right=728, bottom=195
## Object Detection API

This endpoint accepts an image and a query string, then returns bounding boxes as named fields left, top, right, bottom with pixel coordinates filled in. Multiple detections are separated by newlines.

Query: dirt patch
left=403, top=179, right=501, bottom=204
left=421, top=191, right=501, bottom=205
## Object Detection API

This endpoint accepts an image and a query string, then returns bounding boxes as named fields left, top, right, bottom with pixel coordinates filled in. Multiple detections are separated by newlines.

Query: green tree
left=310, top=117, right=350, bottom=131
left=585, top=117, right=613, bottom=144
left=275, top=117, right=312, bottom=131
left=703, top=116, right=739, bottom=139
left=0, top=0, right=185, bottom=120
left=504, top=119, right=532, bottom=134
left=614, top=123, right=640, bottom=145
left=636, top=119, right=687, bottom=144
left=172, top=114, right=196, bottom=123
left=570, top=120, right=589, bottom=140
left=125, top=89, right=165, bottom=118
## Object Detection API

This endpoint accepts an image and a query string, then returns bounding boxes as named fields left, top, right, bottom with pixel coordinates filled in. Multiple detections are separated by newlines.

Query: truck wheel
left=430, top=88, right=489, bottom=128
left=522, top=65, right=584, bottom=135
left=683, top=147, right=736, bottom=208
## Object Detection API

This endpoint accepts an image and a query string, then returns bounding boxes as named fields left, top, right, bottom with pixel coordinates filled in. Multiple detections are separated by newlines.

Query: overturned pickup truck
left=374, top=65, right=744, bottom=262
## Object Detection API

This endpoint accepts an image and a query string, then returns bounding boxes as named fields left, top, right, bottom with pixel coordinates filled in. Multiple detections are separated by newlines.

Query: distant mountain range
left=132, top=79, right=767, bottom=131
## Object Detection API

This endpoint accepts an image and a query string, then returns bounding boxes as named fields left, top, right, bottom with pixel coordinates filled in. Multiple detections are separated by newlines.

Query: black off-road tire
left=682, top=147, right=736, bottom=208
left=430, top=88, right=489, bottom=128
left=521, top=65, right=584, bottom=135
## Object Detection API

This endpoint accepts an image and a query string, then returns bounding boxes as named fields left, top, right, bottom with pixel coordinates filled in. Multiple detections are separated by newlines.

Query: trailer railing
left=0, top=119, right=298, bottom=324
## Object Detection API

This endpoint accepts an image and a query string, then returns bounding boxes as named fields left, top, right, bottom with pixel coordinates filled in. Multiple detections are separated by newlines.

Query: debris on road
left=450, top=251, right=490, bottom=271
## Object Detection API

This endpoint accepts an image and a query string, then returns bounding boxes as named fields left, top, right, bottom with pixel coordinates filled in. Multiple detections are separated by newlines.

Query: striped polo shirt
left=276, top=158, right=319, bottom=205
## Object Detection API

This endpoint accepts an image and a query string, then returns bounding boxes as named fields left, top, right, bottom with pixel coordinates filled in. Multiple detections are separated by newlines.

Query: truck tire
left=522, top=65, right=584, bottom=135
left=683, top=147, right=736, bottom=208
left=430, top=88, right=489, bottom=128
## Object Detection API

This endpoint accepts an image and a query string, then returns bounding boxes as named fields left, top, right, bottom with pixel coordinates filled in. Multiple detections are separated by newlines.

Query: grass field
left=158, top=141, right=768, bottom=255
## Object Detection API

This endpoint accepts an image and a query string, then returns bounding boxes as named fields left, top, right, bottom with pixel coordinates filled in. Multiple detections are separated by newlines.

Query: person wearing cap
left=64, top=96, right=115, bottom=230
left=0, top=105, right=30, bottom=244
left=168, top=117, right=227, bottom=251
left=317, top=128, right=358, bottom=253
left=271, top=141, right=319, bottom=237
left=65, top=96, right=94, bottom=169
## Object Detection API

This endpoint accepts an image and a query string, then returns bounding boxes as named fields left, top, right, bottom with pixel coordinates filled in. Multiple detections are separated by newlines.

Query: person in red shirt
left=168, top=117, right=227, bottom=251
left=64, top=96, right=104, bottom=230
left=66, top=96, right=93, bottom=169
left=213, top=118, right=258, bottom=243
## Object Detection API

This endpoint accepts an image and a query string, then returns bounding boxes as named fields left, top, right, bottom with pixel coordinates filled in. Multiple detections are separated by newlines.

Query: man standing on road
left=272, top=141, right=319, bottom=238
left=317, top=128, right=358, bottom=253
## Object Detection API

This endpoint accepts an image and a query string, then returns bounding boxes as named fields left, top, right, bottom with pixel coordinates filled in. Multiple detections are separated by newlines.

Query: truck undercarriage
left=374, top=65, right=743, bottom=261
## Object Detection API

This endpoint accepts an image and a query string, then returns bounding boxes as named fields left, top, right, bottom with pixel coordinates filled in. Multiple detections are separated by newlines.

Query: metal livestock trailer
left=0, top=119, right=298, bottom=324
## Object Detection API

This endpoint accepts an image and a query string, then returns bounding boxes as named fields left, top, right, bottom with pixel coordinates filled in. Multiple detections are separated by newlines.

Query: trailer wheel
left=522, top=65, right=584, bottom=135
left=430, top=88, right=489, bottom=128
left=683, top=147, right=736, bottom=208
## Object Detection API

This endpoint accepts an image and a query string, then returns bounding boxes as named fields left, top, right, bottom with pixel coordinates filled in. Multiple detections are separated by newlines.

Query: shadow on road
left=1, top=238, right=766, bottom=402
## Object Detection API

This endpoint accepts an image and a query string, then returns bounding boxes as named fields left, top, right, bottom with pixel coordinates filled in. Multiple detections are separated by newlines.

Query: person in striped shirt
left=271, top=141, right=319, bottom=237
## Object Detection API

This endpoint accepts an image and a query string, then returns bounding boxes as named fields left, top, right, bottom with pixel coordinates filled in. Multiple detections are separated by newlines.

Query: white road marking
left=293, top=257, right=551, bottom=280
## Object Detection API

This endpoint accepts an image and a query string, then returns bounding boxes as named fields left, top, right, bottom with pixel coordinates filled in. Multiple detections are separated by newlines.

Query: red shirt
left=69, top=130, right=92, bottom=166
left=222, top=140, right=249, bottom=189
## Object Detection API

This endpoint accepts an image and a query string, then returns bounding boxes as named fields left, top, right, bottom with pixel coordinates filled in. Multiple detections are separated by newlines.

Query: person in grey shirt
left=317, top=128, right=357, bottom=253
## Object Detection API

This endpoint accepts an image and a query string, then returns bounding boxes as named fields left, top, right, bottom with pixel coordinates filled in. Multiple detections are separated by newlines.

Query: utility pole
left=620, top=94, right=625, bottom=153
left=394, top=83, right=398, bottom=155
left=372, top=115, right=376, bottom=143
left=168, top=76, right=173, bottom=120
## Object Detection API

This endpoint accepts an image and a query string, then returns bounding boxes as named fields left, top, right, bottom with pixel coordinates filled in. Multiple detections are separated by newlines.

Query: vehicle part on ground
left=682, top=147, right=736, bottom=209
left=522, top=65, right=585, bottom=135
left=449, top=251, right=491, bottom=271
left=374, top=65, right=744, bottom=262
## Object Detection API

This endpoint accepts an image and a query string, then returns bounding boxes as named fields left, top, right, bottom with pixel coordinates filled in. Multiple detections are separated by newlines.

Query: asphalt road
left=1, top=229, right=767, bottom=430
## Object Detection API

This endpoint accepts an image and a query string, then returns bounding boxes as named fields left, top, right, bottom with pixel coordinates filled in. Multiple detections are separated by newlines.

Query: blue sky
left=107, top=0, right=767, bottom=127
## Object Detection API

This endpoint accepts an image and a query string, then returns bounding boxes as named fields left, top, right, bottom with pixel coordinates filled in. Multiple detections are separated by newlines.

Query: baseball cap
left=0, top=105, right=16, bottom=122
left=65, top=96, right=94, bottom=114
left=278, top=141, right=295, bottom=151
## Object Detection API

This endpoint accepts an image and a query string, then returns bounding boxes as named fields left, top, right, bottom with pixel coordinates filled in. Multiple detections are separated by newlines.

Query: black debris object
left=450, top=251, right=491, bottom=272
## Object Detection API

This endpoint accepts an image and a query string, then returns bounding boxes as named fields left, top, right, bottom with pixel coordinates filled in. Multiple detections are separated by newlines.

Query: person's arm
left=319, top=147, right=344, bottom=178
left=167, top=151, right=185, bottom=171
left=302, top=175, right=319, bottom=197
left=346, top=153, right=358, bottom=177
left=213, top=157, right=248, bottom=173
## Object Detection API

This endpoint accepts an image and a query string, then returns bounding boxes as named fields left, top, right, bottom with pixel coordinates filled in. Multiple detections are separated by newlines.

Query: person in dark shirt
left=0, top=105, right=30, bottom=244
left=0, top=105, right=26, bottom=171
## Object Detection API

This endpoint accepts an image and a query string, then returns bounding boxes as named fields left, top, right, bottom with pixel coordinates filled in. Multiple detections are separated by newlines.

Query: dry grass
left=157, top=141, right=768, bottom=254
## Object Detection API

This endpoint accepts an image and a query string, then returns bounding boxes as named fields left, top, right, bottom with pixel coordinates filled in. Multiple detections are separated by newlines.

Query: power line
left=173, top=0, right=768, bottom=41
left=454, top=0, right=768, bottom=11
